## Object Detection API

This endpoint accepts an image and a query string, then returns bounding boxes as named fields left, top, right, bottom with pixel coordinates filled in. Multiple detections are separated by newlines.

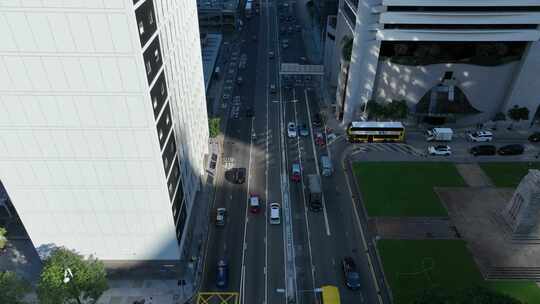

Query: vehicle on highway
left=470, top=145, right=496, bottom=156
left=236, top=76, right=243, bottom=85
left=467, top=130, right=493, bottom=142
left=268, top=51, right=275, bottom=59
left=312, top=113, right=323, bottom=127
left=342, top=257, right=361, bottom=290
left=346, top=121, right=405, bottom=143
left=249, top=194, right=261, bottom=213
left=287, top=122, right=297, bottom=138
left=320, top=155, right=333, bottom=177
left=245, top=106, right=254, bottom=118
left=308, top=175, right=322, bottom=211
left=215, top=208, right=227, bottom=226
left=315, top=131, right=325, bottom=146
left=291, top=162, right=301, bottom=182
left=270, top=84, right=277, bottom=94
left=269, top=203, right=281, bottom=225
left=319, top=285, right=341, bottom=304
left=299, top=124, right=309, bottom=136
left=225, top=168, right=246, bottom=184
left=426, top=127, right=453, bottom=142
left=498, top=144, right=524, bottom=155
left=428, top=145, right=452, bottom=156
left=529, top=132, right=540, bottom=142
left=216, top=259, right=229, bottom=288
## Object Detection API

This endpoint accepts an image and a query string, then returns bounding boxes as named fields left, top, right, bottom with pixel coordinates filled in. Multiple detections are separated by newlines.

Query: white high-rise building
left=0, top=0, right=209, bottom=275
left=326, top=0, right=540, bottom=125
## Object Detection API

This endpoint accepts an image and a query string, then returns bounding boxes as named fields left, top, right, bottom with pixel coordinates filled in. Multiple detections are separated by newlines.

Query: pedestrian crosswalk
left=351, top=143, right=424, bottom=156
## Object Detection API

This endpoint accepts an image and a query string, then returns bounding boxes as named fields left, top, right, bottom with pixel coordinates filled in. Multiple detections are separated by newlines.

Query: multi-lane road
left=200, top=1, right=379, bottom=303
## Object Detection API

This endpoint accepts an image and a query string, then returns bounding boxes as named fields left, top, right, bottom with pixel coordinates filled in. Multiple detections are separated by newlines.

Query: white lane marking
left=304, top=89, right=331, bottom=236
left=293, top=88, right=318, bottom=298
left=240, top=117, right=256, bottom=304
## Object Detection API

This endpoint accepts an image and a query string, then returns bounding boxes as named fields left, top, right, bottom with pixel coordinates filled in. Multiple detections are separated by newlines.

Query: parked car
left=287, top=122, right=297, bottom=138
left=291, top=162, right=301, bottom=182
left=270, top=84, right=277, bottom=94
left=467, top=130, right=493, bottom=142
left=428, top=145, right=452, bottom=156
left=249, top=194, right=261, bottom=213
left=498, top=144, right=524, bottom=155
left=236, top=76, right=243, bottom=85
left=529, top=132, right=540, bottom=142
left=268, top=51, right=275, bottom=59
left=215, top=208, right=227, bottom=226
left=216, top=260, right=229, bottom=288
left=470, top=145, right=496, bottom=156
left=342, top=257, right=361, bottom=290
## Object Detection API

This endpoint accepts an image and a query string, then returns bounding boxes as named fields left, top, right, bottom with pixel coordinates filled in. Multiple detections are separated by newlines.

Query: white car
left=269, top=203, right=281, bottom=225
left=428, top=145, right=452, bottom=156
left=287, top=122, right=297, bottom=138
left=216, top=208, right=227, bottom=226
left=467, top=130, right=493, bottom=142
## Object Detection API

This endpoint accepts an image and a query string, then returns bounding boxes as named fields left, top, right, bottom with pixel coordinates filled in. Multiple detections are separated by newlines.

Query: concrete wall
left=372, top=60, right=520, bottom=121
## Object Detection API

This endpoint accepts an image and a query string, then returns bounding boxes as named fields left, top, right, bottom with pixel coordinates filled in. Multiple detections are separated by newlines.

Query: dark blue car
left=216, top=259, right=229, bottom=288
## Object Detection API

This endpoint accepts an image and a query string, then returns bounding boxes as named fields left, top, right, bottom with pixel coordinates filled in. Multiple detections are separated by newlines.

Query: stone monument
left=501, top=169, right=540, bottom=240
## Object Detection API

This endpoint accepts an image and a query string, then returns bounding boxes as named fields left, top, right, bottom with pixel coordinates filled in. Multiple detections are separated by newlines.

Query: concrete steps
left=486, top=267, right=540, bottom=280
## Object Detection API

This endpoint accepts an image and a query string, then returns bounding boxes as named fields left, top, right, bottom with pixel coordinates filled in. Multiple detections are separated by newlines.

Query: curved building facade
left=327, top=0, right=540, bottom=125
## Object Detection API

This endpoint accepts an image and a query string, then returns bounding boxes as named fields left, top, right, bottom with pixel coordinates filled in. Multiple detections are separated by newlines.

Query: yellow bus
left=320, top=285, right=340, bottom=304
left=346, top=121, right=405, bottom=143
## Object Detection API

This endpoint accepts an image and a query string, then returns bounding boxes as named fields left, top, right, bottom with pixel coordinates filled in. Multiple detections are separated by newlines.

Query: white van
left=320, top=155, right=333, bottom=177
left=269, top=203, right=281, bottom=225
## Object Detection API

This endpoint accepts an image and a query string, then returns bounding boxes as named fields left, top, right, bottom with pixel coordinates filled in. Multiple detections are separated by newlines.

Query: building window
left=153, top=97, right=158, bottom=109
left=154, top=49, right=160, bottom=62
left=168, top=183, right=174, bottom=195
left=138, top=21, right=144, bottom=35
left=148, top=12, right=154, bottom=24
left=161, top=83, right=165, bottom=95
left=159, top=129, right=163, bottom=140
left=164, top=157, right=169, bottom=169
left=166, top=114, right=170, bottom=125
left=146, top=61, right=151, bottom=75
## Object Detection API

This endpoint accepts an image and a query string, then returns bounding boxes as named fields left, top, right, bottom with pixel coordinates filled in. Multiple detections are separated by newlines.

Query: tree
left=0, top=227, right=7, bottom=251
left=208, top=117, right=221, bottom=138
left=0, top=271, right=31, bottom=304
left=507, top=105, right=530, bottom=130
left=414, top=285, right=522, bottom=304
left=387, top=100, right=409, bottom=120
left=37, top=247, right=108, bottom=304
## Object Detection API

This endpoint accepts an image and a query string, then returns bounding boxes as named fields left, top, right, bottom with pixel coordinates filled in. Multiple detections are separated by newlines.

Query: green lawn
left=353, top=162, right=465, bottom=216
left=378, top=240, right=540, bottom=304
left=480, top=162, right=540, bottom=188
left=488, top=281, right=540, bottom=304
left=378, top=240, right=484, bottom=304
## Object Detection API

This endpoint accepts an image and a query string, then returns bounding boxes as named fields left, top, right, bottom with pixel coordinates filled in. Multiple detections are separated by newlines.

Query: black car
left=529, top=132, right=540, bottom=142
left=312, top=113, right=323, bottom=127
left=245, top=106, right=254, bottom=118
left=342, top=257, right=361, bottom=290
left=225, top=168, right=246, bottom=184
left=498, top=144, right=525, bottom=156
left=470, top=145, right=496, bottom=156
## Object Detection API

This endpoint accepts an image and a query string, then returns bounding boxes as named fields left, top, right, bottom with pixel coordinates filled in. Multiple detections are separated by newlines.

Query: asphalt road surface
left=200, top=1, right=378, bottom=303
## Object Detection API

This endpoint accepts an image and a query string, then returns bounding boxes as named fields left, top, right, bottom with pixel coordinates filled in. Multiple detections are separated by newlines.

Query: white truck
left=426, top=128, right=453, bottom=142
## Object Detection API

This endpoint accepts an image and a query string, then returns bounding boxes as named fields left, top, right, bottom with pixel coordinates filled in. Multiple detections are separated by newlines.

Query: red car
left=249, top=194, right=261, bottom=213
left=291, top=162, right=301, bottom=182
left=315, top=132, right=325, bottom=146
